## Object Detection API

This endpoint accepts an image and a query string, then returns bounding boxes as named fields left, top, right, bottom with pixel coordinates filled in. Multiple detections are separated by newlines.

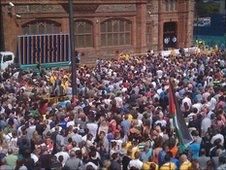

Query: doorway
left=163, top=22, right=177, bottom=50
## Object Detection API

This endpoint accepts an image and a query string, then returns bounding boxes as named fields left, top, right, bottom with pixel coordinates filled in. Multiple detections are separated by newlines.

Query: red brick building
left=1, top=0, right=194, bottom=63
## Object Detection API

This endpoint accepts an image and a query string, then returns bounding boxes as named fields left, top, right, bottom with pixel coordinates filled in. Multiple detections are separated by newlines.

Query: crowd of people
left=0, top=48, right=225, bottom=170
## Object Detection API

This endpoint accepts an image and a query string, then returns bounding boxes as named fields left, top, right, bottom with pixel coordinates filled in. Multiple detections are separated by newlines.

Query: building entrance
left=163, top=22, right=177, bottom=49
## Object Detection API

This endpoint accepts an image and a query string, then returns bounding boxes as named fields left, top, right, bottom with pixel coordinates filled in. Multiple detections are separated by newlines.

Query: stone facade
left=1, top=0, right=194, bottom=63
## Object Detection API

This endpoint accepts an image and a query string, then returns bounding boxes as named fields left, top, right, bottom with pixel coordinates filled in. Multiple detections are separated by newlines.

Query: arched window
left=22, top=20, right=61, bottom=35
left=165, top=0, right=177, bottom=12
left=74, top=20, right=93, bottom=48
left=100, top=19, right=132, bottom=46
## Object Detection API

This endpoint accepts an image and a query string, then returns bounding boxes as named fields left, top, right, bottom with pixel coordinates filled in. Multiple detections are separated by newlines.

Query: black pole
left=196, top=1, right=198, bottom=41
left=0, top=1, right=5, bottom=51
left=68, top=0, right=77, bottom=96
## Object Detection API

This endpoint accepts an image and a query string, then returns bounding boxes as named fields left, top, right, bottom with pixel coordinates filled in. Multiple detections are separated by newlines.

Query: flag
left=168, top=79, right=193, bottom=152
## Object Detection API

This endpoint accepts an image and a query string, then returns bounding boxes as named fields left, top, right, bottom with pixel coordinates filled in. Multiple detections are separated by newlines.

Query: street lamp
left=68, top=0, right=77, bottom=97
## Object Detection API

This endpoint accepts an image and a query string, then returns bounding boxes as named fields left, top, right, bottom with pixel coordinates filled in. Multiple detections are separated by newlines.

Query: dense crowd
left=0, top=49, right=225, bottom=170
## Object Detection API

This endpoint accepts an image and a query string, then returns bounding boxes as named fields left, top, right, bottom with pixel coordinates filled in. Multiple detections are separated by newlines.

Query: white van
left=0, top=51, right=15, bottom=70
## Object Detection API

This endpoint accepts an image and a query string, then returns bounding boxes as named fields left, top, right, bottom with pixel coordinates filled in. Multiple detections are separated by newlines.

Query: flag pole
left=68, top=0, right=77, bottom=100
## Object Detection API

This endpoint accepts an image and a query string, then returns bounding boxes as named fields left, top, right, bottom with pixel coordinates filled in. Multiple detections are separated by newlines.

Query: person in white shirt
left=115, top=95, right=123, bottom=108
left=192, top=103, right=203, bottom=113
left=211, top=133, right=224, bottom=146
left=66, top=115, right=75, bottom=128
left=55, top=147, right=70, bottom=166
left=86, top=121, right=98, bottom=138
left=201, top=115, right=212, bottom=135
left=206, top=96, right=217, bottom=111
left=128, top=151, right=143, bottom=170
left=182, top=93, right=192, bottom=110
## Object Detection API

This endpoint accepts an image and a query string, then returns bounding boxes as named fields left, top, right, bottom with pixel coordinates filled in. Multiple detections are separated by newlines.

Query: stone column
left=186, top=0, right=195, bottom=47
left=2, top=6, right=20, bottom=53
left=158, top=0, right=163, bottom=51
left=93, top=17, right=100, bottom=57
left=93, top=17, right=100, bottom=49
left=147, top=0, right=159, bottom=51
left=136, top=3, right=147, bottom=53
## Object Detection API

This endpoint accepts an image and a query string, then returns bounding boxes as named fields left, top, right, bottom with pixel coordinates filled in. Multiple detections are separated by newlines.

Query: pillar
left=136, top=3, right=147, bottom=53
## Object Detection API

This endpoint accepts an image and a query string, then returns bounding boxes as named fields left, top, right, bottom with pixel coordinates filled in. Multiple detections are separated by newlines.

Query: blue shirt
left=189, top=142, right=201, bottom=159
left=171, top=158, right=180, bottom=170
left=59, top=120, right=67, bottom=129
left=120, top=120, right=131, bottom=136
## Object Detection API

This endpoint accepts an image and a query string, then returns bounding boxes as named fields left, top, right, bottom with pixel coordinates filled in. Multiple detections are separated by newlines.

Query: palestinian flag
left=168, top=79, right=193, bottom=152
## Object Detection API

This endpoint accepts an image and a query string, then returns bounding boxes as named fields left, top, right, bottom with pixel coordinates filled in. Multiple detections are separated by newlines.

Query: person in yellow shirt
left=49, top=72, right=57, bottom=85
left=125, top=142, right=132, bottom=151
left=61, top=76, right=69, bottom=91
left=179, top=154, right=192, bottom=170
left=127, top=113, right=133, bottom=121
left=160, top=152, right=176, bottom=170
left=131, top=144, right=139, bottom=159
left=142, top=162, right=159, bottom=170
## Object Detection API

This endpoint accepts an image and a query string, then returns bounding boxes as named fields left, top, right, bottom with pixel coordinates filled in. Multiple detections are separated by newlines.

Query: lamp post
left=68, top=0, right=77, bottom=97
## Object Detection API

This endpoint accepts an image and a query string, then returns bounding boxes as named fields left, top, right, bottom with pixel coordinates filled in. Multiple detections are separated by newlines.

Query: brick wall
left=1, top=0, right=194, bottom=63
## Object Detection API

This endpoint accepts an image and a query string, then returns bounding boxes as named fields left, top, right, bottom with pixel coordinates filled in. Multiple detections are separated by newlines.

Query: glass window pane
left=74, top=21, right=93, bottom=47
left=101, top=22, right=106, bottom=32
left=23, top=26, right=29, bottom=34
left=74, top=25, right=78, bottom=33
left=125, top=33, right=131, bottom=45
left=30, top=24, right=37, bottom=34
left=76, top=23, right=84, bottom=34
left=112, top=33, right=118, bottom=45
left=75, top=36, right=79, bottom=48
left=112, top=20, right=119, bottom=32
left=77, top=35, right=84, bottom=48
left=125, top=21, right=131, bottom=32
left=107, top=33, right=113, bottom=46
left=100, top=19, right=131, bottom=46
left=39, top=23, right=45, bottom=34
left=85, top=23, right=91, bottom=33
left=46, top=23, right=52, bottom=33
left=165, top=0, right=169, bottom=11
left=53, top=25, right=60, bottom=33
left=107, top=21, right=112, bottom=32
left=22, top=21, right=60, bottom=35
left=85, top=35, right=93, bottom=47
left=119, top=33, right=125, bottom=45
left=173, top=1, right=176, bottom=11
left=119, top=20, right=124, bottom=32
left=101, top=34, right=106, bottom=46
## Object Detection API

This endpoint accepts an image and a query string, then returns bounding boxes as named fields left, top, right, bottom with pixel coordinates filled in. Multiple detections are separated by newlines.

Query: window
left=100, top=19, right=132, bottom=46
left=22, top=20, right=61, bottom=35
left=3, top=55, right=13, bottom=62
left=74, top=20, right=93, bottom=48
left=165, top=0, right=177, bottom=12
left=165, top=0, right=170, bottom=11
left=146, top=23, right=152, bottom=47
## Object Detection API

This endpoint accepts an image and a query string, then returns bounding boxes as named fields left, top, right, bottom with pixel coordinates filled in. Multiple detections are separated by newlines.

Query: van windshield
left=3, top=55, right=12, bottom=62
